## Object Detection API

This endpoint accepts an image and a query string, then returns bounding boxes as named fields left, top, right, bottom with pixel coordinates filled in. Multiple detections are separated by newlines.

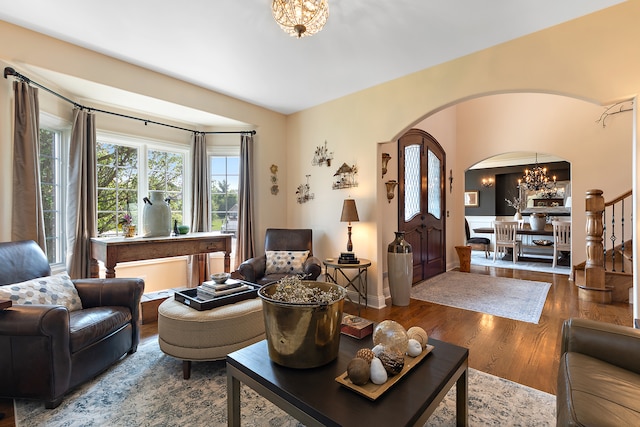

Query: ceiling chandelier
left=518, top=153, right=557, bottom=193
left=272, top=0, right=329, bottom=38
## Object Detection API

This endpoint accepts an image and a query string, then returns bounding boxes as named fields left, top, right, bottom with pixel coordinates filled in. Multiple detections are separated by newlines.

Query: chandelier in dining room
left=518, top=153, right=557, bottom=193
left=272, top=0, right=329, bottom=38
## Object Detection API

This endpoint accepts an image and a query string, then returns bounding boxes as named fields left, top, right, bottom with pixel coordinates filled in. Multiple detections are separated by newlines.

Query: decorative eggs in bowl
left=211, top=272, right=230, bottom=284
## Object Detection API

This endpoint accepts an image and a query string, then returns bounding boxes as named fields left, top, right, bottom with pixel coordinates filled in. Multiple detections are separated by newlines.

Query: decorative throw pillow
left=0, top=273, right=83, bottom=312
left=265, top=250, right=310, bottom=275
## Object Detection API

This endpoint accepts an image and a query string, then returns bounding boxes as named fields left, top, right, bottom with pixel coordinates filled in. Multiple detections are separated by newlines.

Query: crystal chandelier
left=272, top=0, right=329, bottom=38
left=518, top=153, right=557, bottom=193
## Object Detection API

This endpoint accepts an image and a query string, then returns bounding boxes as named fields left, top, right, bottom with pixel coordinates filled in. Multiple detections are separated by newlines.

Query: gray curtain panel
left=66, top=108, right=97, bottom=279
left=235, top=133, right=255, bottom=268
left=12, top=81, right=46, bottom=250
left=188, top=132, right=211, bottom=286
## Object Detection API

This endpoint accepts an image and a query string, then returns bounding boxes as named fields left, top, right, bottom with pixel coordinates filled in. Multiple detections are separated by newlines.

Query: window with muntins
left=39, top=126, right=65, bottom=264
left=210, top=155, right=239, bottom=235
left=97, top=134, right=188, bottom=237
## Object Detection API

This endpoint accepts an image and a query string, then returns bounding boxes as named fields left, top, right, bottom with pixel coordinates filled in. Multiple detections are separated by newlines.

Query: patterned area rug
left=411, top=271, right=551, bottom=324
left=15, top=340, right=555, bottom=426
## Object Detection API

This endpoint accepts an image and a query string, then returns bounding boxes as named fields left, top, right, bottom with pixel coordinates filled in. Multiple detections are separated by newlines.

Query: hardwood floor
left=0, top=265, right=633, bottom=425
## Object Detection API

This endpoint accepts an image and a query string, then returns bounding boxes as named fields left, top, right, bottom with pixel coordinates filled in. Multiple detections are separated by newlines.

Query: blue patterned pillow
left=0, top=273, right=83, bottom=311
left=265, top=250, right=309, bottom=275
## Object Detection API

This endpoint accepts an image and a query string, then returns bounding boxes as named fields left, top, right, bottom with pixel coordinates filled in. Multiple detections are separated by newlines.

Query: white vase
left=514, top=211, right=522, bottom=221
left=142, top=191, right=172, bottom=237
left=387, top=232, right=412, bottom=306
left=529, top=213, right=547, bottom=231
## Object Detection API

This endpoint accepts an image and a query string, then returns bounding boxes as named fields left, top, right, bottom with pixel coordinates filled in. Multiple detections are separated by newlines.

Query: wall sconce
left=385, top=180, right=398, bottom=203
left=381, top=153, right=391, bottom=178
left=481, top=177, right=494, bottom=187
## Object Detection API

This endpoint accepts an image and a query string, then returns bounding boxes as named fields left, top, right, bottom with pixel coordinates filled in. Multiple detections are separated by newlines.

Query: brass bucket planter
left=258, top=281, right=346, bottom=369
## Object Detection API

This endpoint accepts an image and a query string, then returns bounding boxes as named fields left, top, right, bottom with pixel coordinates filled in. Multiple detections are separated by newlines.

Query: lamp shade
left=340, top=199, right=359, bottom=223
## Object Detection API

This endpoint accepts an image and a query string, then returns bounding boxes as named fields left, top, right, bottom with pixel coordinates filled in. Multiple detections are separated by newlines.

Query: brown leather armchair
left=238, top=228, right=321, bottom=285
left=557, top=318, right=640, bottom=426
left=0, top=240, right=144, bottom=408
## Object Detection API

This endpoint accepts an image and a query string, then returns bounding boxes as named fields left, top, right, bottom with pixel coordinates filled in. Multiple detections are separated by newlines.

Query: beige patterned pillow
left=265, top=250, right=309, bottom=275
left=0, top=273, right=83, bottom=311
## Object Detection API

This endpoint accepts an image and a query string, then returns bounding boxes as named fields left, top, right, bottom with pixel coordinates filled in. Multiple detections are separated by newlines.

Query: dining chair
left=552, top=220, right=571, bottom=268
left=493, top=220, right=521, bottom=264
left=465, top=218, right=490, bottom=258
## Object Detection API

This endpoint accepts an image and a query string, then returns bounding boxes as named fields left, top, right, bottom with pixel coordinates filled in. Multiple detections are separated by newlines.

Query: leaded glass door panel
left=398, top=129, right=446, bottom=283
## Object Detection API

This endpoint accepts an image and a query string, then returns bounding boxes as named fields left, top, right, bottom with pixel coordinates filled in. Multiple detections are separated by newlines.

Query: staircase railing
left=603, top=189, right=632, bottom=272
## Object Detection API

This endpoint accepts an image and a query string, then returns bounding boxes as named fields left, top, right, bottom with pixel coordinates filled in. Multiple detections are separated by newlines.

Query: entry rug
left=15, top=340, right=555, bottom=426
left=411, top=271, right=551, bottom=324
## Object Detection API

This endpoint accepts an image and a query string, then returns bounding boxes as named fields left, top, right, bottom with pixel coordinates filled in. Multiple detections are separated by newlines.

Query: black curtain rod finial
left=3, top=67, right=16, bottom=79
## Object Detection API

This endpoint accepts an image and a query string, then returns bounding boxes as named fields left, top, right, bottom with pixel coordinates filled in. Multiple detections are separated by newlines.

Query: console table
left=90, top=232, right=232, bottom=284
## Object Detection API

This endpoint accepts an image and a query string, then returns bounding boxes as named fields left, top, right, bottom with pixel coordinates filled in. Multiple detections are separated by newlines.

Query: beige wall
left=286, top=2, right=639, bottom=308
left=0, top=21, right=288, bottom=292
left=454, top=93, right=631, bottom=253
left=0, top=2, right=639, bottom=312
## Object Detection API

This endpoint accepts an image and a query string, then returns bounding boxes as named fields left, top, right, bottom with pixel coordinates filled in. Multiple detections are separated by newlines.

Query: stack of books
left=338, top=252, right=359, bottom=264
left=196, top=279, right=251, bottom=300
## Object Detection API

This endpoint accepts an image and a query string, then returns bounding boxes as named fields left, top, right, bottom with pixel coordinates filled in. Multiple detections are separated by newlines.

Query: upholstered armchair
left=557, top=318, right=640, bottom=425
left=238, top=228, right=321, bottom=285
left=0, top=240, right=144, bottom=408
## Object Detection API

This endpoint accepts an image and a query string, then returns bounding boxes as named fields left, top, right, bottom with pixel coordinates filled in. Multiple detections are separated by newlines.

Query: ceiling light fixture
left=272, top=0, right=329, bottom=38
left=518, top=153, right=556, bottom=193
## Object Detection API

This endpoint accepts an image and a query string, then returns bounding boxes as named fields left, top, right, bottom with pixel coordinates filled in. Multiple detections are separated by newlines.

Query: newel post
left=580, top=189, right=609, bottom=302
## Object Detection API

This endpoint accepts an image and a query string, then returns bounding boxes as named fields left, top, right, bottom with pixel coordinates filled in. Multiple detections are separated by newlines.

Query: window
left=39, top=125, right=65, bottom=265
left=148, top=149, right=184, bottom=225
left=97, top=143, right=139, bottom=236
left=97, top=133, right=188, bottom=237
left=210, top=155, right=239, bottom=235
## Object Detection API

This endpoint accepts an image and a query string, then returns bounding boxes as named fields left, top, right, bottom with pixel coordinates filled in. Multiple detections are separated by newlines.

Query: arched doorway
left=465, top=151, right=572, bottom=272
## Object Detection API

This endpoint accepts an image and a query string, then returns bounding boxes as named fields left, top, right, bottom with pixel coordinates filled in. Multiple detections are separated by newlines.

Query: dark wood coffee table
left=227, top=334, right=468, bottom=426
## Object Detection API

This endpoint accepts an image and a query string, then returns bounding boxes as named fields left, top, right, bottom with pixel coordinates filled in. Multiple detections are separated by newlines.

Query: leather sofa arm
left=561, top=318, right=640, bottom=375
left=303, top=255, right=322, bottom=280
left=238, top=255, right=266, bottom=282
left=0, top=305, right=72, bottom=402
left=73, top=278, right=145, bottom=317
left=0, top=305, right=69, bottom=339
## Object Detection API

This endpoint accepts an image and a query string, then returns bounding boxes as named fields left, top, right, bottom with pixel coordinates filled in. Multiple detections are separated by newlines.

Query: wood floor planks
left=0, top=265, right=632, bottom=426
left=355, top=265, right=633, bottom=395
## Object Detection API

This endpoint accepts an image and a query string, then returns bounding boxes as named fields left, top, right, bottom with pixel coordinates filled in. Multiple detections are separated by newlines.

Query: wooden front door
left=398, top=129, right=446, bottom=283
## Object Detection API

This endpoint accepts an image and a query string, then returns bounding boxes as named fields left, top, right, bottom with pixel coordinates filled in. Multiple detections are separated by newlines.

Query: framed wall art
left=464, top=191, right=479, bottom=207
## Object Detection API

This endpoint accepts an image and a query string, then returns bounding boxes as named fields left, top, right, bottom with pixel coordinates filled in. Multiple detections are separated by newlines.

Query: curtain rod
left=3, top=67, right=256, bottom=136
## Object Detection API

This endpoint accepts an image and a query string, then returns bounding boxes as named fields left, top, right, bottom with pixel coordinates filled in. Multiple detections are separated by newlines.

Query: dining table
left=472, top=224, right=569, bottom=265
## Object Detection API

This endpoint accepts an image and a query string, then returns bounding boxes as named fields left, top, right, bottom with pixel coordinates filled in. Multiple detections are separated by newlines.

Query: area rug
left=411, top=271, right=551, bottom=324
left=15, top=339, right=555, bottom=426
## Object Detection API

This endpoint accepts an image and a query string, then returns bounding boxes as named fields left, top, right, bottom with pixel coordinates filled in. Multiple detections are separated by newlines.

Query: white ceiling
left=0, top=0, right=624, bottom=125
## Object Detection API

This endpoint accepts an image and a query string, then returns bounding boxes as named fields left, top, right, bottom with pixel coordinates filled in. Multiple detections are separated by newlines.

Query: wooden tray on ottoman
left=174, top=281, right=260, bottom=311
left=335, top=344, right=434, bottom=400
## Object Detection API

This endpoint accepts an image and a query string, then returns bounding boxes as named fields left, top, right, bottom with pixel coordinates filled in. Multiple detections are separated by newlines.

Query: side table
left=323, top=258, right=371, bottom=315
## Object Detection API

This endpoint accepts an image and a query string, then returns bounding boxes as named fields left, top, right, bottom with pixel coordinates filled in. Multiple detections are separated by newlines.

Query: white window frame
left=209, top=145, right=240, bottom=233
left=40, top=112, right=70, bottom=269
left=96, top=131, right=191, bottom=236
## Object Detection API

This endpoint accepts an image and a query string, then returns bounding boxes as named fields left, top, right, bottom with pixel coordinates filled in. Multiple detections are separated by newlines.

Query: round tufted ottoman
left=158, top=296, right=265, bottom=379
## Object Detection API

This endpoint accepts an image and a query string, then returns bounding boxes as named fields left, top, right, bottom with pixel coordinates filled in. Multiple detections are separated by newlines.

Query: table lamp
left=340, top=198, right=359, bottom=254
